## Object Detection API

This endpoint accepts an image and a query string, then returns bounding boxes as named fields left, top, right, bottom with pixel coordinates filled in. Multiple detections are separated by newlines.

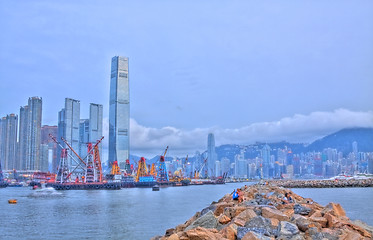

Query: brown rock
left=281, top=208, right=294, bottom=218
left=262, top=207, right=289, bottom=221
left=241, top=231, right=261, bottom=240
left=346, top=223, right=372, bottom=238
left=309, top=210, right=322, bottom=218
left=219, top=224, right=237, bottom=240
left=175, top=224, right=186, bottom=232
left=235, top=209, right=257, bottom=221
left=324, top=213, right=339, bottom=228
left=233, top=218, right=246, bottom=227
left=167, top=233, right=180, bottom=240
left=214, top=202, right=234, bottom=216
left=223, top=206, right=247, bottom=219
left=185, top=227, right=226, bottom=240
left=339, top=229, right=363, bottom=240
left=218, top=214, right=231, bottom=224
left=309, top=216, right=327, bottom=228
left=165, top=228, right=175, bottom=237
left=270, top=218, right=279, bottom=228
left=322, top=202, right=346, bottom=217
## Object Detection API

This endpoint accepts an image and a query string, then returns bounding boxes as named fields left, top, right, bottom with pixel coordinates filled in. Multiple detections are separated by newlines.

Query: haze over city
left=1, top=0, right=372, bottom=157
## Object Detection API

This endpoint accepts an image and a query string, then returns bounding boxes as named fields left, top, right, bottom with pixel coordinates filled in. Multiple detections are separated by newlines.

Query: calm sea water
left=1, top=184, right=372, bottom=240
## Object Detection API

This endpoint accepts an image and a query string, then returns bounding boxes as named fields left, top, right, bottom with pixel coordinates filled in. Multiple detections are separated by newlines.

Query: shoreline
left=153, top=183, right=373, bottom=240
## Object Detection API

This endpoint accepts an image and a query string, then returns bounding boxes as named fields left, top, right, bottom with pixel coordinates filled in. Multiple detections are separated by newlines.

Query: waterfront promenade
left=153, top=183, right=373, bottom=239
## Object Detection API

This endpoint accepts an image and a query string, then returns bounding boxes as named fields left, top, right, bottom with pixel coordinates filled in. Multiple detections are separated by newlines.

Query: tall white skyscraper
left=207, top=133, right=216, bottom=177
left=109, top=56, right=129, bottom=169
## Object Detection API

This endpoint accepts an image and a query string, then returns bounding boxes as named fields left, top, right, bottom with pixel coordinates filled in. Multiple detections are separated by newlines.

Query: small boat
left=152, top=184, right=160, bottom=191
left=8, top=199, right=17, bottom=204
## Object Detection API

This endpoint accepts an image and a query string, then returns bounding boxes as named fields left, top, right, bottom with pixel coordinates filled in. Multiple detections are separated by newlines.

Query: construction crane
left=150, top=163, right=157, bottom=177
left=157, top=146, right=169, bottom=182
left=49, top=134, right=104, bottom=183
left=110, top=160, right=121, bottom=175
left=194, top=157, right=207, bottom=179
left=135, top=157, right=148, bottom=182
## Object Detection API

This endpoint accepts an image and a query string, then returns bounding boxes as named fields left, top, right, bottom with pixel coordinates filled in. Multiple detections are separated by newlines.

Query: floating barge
left=46, top=182, right=121, bottom=190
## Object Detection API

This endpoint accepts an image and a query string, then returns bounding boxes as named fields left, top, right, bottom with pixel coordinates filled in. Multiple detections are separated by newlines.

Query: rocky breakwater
left=152, top=184, right=373, bottom=240
left=269, top=178, right=373, bottom=188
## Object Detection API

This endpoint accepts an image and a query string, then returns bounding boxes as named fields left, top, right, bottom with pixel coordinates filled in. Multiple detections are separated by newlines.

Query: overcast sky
left=1, top=0, right=372, bottom=158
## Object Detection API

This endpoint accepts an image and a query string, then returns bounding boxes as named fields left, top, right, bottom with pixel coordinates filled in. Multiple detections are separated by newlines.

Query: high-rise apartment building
left=0, top=114, right=18, bottom=170
left=18, top=106, right=29, bottom=170
left=207, top=133, right=216, bottom=177
left=18, top=97, right=43, bottom=171
left=109, top=56, right=129, bottom=169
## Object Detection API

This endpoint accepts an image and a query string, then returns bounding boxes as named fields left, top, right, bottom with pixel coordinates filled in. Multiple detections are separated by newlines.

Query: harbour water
left=1, top=183, right=372, bottom=239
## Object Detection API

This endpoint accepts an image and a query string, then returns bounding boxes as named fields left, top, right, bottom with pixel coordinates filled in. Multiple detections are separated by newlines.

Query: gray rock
left=200, top=204, right=217, bottom=216
left=237, top=230, right=272, bottom=240
left=185, top=210, right=218, bottom=231
left=243, top=199, right=258, bottom=206
left=240, top=216, right=276, bottom=237
left=293, top=204, right=311, bottom=215
left=277, top=221, right=299, bottom=236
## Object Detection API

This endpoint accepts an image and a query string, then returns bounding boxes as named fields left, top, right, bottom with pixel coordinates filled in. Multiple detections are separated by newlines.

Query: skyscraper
left=25, top=97, right=42, bottom=170
left=89, top=103, right=103, bottom=161
left=41, top=125, right=58, bottom=172
left=207, top=133, right=216, bottom=177
left=58, top=98, right=80, bottom=169
left=109, top=56, right=129, bottom=169
left=0, top=114, right=18, bottom=170
left=18, top=106, right=29, bottom=170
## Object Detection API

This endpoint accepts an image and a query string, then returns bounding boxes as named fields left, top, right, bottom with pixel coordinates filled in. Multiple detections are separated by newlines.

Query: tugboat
left=152, top=184, right=160, bottom=191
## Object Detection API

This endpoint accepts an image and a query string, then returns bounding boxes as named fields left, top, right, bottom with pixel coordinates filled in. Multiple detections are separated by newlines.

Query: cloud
left=102, top=109, right=373, bottom=158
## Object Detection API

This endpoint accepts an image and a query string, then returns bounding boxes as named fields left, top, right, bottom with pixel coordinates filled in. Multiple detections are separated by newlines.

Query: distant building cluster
left=197, top=135, right=373, bottom=179
left=0, top=56, right=129, bottom=174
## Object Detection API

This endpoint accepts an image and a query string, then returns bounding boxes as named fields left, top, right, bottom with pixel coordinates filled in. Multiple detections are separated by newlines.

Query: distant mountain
left=306, top=127, right=373, bottom=154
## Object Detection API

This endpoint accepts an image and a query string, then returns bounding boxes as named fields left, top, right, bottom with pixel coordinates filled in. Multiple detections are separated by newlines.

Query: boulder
left=184, top=227, right=225, bottom=240
left=321, top=203, right=346, bottom=217
left=219, top=224, right=237, bottom=240
left=218, top=214, right=231, bottom=224
left=277, top=221, right=300, bottom=237
left=214, top=202, right=234, bottom=216
left=235, top=209, right=257, bottom=221
left=262, top=207, right=289, bottom=221
left=241, top=231, right=272, bottom=240
left=293, top=204, right=311, bottom=215
left=224, top=206, right=247, bottom=219
left=167, top=233, right=180, bottom=240
left=233, top=218, right=246, bottom=227
left=201, top=205, right=217, bottom=216
left=239, top=216, right=275, bottom=237
left=308, top=216, right=327, bottom=228
left=185, top=211, right=219, bottom=231
left=165, top=228, right=175, bottom=237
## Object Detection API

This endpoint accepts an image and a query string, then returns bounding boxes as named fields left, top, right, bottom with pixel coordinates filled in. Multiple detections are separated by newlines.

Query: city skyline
left=0, top=1, right=372, bottom=157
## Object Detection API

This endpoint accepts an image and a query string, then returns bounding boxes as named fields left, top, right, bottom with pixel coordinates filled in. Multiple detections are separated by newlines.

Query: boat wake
left=28, top=187, right=63, bottom=198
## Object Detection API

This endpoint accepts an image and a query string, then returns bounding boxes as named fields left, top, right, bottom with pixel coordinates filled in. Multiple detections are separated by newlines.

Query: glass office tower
left=89, top=103, right=103, bottom=161
left=109, top=56, right=129, bottom=169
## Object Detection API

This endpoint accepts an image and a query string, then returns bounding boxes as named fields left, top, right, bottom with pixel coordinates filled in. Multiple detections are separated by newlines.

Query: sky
left=0, top=0, right=372, bottom=158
